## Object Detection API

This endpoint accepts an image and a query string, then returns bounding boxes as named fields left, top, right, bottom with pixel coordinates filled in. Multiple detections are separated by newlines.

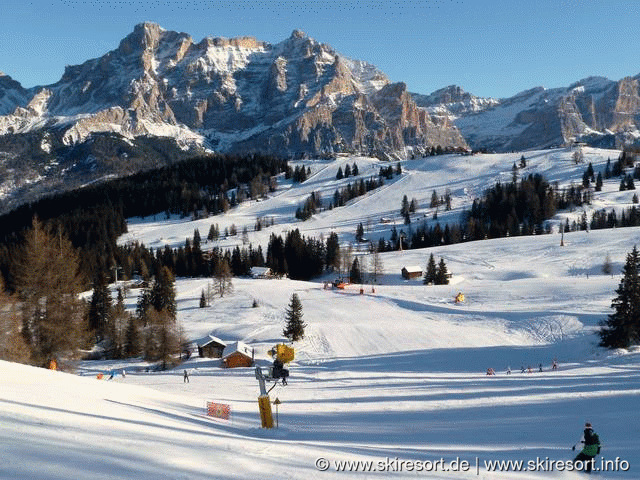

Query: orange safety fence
left=206, top=401, right=231, bottom=420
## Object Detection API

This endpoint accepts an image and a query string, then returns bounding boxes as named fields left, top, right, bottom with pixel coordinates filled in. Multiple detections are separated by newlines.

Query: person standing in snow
left=573, top=422, right=601, bottom=473
left=183, top=369, right=189, bottom=383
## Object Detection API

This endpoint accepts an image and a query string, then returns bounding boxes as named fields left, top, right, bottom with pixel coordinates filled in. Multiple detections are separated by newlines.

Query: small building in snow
left=401, top=266, right=423, bottom=280
left=222, top=341, right=255, bottom=368
left=195, top=335, right=227, bottom=358
left=250, top=266, right=272, bottom=279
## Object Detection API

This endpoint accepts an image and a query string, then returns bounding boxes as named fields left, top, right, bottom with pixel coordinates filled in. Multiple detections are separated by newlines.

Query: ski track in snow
left=4, top=147, right=640, bottom=479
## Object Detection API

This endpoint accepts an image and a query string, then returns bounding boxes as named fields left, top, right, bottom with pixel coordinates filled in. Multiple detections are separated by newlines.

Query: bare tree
left=341, top=244, right=353, bottom=278
left=13, top=218, right=86, bottom=367
left=0, top=280, right=31, bottom=364
left=369, top=246, right=384, bottom=284
left=214, top=258, right=233, bottom=297
left=602, top=254, right=613, bottom=276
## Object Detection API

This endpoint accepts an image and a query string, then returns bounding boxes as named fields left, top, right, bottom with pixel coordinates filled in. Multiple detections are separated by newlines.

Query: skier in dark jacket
left=573, top=422, right=601, bottom=473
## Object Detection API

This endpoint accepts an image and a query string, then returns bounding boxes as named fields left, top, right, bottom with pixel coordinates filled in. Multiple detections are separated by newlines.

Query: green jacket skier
left=573, top=422, right=601, bottom=473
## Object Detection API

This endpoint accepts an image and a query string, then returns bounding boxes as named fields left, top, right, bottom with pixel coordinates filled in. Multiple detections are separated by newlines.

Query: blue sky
left=2, top=0, right=639, bottom=98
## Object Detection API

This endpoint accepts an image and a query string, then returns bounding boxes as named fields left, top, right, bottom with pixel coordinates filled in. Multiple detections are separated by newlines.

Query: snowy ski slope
left=2, top=147, right=639, bottom=479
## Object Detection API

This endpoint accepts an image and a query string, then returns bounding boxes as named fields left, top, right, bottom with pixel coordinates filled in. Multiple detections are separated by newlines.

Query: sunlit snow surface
left=3, top=147, right=639, bottom=479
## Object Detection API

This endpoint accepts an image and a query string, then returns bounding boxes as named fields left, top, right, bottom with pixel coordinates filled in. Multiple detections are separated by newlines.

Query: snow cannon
left=268, top=344, right=295, bottom=364
left=267, top=344, right=293, bottom=385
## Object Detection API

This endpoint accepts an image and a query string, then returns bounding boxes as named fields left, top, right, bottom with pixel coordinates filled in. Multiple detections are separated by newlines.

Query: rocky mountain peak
left=290, top=29, right=307, bottom=40
left=0, top=72, right=29, bottom=115
left=0, top=23, right=468, bottom=209
left=119, top=22, right=166, bottom=53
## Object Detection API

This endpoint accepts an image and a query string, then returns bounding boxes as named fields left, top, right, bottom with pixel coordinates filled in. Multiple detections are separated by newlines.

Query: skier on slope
left=572, top=422, right=601, bottom=473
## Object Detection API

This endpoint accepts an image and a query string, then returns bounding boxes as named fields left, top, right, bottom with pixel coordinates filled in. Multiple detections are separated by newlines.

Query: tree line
left=0, top=219, right=184, bottom=368
left=0, top=153, right=288, bottom=291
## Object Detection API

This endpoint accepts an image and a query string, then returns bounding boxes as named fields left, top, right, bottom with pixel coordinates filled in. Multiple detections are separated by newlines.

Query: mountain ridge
left=0, top=22, right=466, bottom=155
left=413, top=75, right=640, bottom=152
left=0, top=22, right=468, bottom=212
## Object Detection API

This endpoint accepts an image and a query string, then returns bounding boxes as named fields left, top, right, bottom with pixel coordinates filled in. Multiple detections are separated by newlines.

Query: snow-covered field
left=2, top=147, right=639, bottom=479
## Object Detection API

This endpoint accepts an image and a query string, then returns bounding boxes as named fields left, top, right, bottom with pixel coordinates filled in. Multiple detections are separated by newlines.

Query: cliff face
left=0, top=23, right=466, bottom=156
left=0, top=72, right=29, bottom=115
left=0, top=23, right=467, bottom=211
left=419, top=77, right=640, bottom=152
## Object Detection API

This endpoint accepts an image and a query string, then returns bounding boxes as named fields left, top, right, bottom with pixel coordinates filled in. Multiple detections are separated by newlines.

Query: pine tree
left=110, top=288, right=130, bottom=358
left=600, top=246, right=640, bottom=348
left=136, top=285, right=152, bottom=326
left=627, top=175, right=636, bottom=190
left=595, top=172, right=603, bottom=192
left=325, top=232, right=341, bottom=272
left=430, top=190, right=439, bottom=208
left=435, top=258, right=450, bottom=285
left=352, top=163, right=359, bottom=176
left=336, top=166, right=344, bottom=180
left=200, top=290, right=207, bottom=308
left=344, top=164, right=352, bottom=177
left=208, top=223, right=219, bottom=241
left=150, top=266, right=177, bottom=321
left=605, top=158, right=612, bottom=178
left=350, top=258, right=362, bottom=284
left=124, top=316, right=140, bottom=357
left=283, top=293, right=306, bottom=342
left=401, top=195, right=410, bottom=216
left=424, top=253, right=437, bottom=285
left=87, top=272, right=113, bottom=342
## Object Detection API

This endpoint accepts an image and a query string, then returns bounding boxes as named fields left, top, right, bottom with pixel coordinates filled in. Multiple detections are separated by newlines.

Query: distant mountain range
left=413, top=77, right=640, bottom=152
left=0, top=22, right=469, bottom=212
left=1, top=22, right=640, bottom=212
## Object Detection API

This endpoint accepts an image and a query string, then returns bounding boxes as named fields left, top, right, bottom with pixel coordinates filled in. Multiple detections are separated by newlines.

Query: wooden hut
left=222, top=341, right=254, bottom=368
left=196, top=335, right=227, bottom=358
left=250, top=266, right=272, bottom=279
left=401, top=266, right=423, bottom=280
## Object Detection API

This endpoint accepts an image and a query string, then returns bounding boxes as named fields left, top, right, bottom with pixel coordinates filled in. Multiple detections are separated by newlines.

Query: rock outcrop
left=0, top=23, right=467, bottom=211
left=0, top=23, right=466, bottom=156
left=418, top=77, right=640, bottom=152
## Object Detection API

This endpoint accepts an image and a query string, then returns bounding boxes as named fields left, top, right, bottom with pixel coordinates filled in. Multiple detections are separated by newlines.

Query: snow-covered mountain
left=416, top=76, right=640, bottom=152
left=0, top=72, right=29, bottom=115
left=0, top=23, right=466, bottom=156
left=412, top=84, right=500, bottom=118
left=0, top=23, right=468, bottom=213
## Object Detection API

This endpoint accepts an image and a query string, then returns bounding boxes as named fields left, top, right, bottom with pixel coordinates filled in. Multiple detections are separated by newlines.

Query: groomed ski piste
left=2, top=147, right=639, bottom=479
